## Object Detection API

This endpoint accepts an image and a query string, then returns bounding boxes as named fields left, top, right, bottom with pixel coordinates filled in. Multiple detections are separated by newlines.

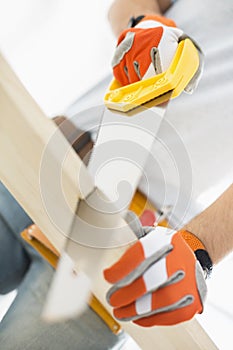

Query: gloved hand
left=104, top=226, right=211, bottom=327
left=112, top=15, right=184, bottom=86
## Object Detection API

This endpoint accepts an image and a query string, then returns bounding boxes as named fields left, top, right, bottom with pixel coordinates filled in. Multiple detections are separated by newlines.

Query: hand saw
left=88, top=38, right=201, bottom=211
left=43, top=38, right=202, bottom=321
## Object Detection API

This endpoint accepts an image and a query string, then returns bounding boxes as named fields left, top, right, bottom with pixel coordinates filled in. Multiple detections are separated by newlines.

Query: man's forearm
left=108, top=0, right=171, bottom=37
left=184, top=184, right=233, bottom=265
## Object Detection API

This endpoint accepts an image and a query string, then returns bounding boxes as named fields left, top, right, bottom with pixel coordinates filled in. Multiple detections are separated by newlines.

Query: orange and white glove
left=104, top=226, right=211, bottom=327
left=112, top=15, right=184, bottom=86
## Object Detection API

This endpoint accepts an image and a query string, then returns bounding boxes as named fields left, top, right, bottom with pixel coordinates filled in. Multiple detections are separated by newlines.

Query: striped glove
left=112, top=15, right=183, bottom=86
left=104, top=226, right=211, bottom=327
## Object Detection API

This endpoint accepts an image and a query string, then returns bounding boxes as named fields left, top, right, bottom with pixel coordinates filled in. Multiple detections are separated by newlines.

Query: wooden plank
left=0, top=52, right=217, bottom=350
left=0, top=52, right=95, bottom=252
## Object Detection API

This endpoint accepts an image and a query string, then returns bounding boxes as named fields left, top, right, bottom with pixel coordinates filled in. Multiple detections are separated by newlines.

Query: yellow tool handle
left=104, top=38, right=200, bottom=112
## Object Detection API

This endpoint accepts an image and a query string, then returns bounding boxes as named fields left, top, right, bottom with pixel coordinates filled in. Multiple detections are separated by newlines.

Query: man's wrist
left=127, top=15, right=145, bottom=28
left=128, top=14, right=177, bottom=28
left=179, top=230, right=213, bottom=278
left=108, top=0, right=161, bottom=36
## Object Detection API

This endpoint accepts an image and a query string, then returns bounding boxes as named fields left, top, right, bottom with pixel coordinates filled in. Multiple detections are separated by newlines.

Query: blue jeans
left=0, top=182, right=125, bottom=349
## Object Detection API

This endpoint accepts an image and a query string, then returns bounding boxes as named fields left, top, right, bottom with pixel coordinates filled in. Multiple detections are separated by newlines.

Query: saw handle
left=104, top=38, right=200, bottom=112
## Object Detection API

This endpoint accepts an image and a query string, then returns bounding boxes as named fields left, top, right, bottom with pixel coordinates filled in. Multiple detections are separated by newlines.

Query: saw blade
left=88, top=92, right=172, bottom=215
left=42, top=92, right=172, bottom=322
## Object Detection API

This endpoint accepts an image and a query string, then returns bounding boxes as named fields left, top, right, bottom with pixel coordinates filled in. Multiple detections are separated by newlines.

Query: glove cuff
left=128, top=14, right=176, bottom=29
left=179, top=230, right=213, bottom=279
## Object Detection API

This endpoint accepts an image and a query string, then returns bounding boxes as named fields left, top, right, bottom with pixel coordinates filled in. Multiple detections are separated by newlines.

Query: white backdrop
left=0, top=0, right=114, bottom=116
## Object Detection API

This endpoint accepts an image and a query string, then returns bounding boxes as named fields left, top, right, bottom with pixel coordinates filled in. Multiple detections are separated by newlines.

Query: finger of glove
left=107, top=256, right=184, bottom=308
left=107, top=232, right=205, bottom=310
left=151, top=27, right=182, bottom=75
left=114, top=293, right=194, bottom=323
left=135, top=19, right=183, bottom=76
left=133, top=280, right=203, bottom=326
left=104, top=227, right=175, bottom=284
left=113, top=267, right=203, bottom=325
left=134, top=304, right=197, bottom=326
left=112, top=30, right=135, bottom=86
left=113, top=27, right=163, bottom=86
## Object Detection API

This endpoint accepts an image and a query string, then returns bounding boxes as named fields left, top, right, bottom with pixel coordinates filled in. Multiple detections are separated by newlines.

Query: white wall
left=0, top=0, right=115, bottom=116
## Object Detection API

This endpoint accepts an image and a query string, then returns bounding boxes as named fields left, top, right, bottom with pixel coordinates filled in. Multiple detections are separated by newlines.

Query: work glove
left=104, top=226, right=212, bottom=327
left=112, top=15, right=183, bottom=86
